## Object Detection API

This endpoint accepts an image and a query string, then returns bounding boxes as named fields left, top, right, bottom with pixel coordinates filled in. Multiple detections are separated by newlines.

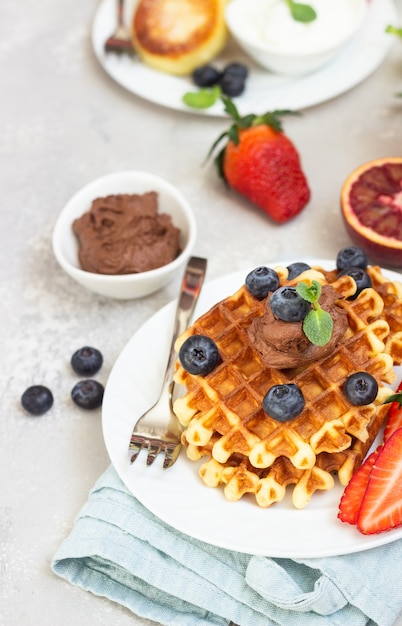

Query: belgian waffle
left=367, top=265, right=402, bottom=364
left=173, top=264, right=402, bottom=508
left=318, top=264, right=402, bottom=365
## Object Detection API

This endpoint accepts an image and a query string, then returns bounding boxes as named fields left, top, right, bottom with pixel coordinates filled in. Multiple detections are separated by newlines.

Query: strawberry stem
left=222, top=96, right=241, bottom=120
left=208, top=97, right=300, bottom=163
left=384, top=391, right=402, bottom=407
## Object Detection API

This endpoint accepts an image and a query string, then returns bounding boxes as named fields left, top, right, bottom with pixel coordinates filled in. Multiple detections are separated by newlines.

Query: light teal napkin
left=52, top=465, right=402, bottom=626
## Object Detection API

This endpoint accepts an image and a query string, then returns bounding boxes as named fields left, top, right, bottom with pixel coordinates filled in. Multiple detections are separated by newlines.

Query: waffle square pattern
left=173, top=263, right=402, bottom=509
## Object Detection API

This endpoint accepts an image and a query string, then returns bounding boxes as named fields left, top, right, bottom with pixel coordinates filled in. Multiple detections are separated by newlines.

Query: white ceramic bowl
left=52, top=171, right=197, bottom=299
left=225, top=0, right=368, bottom=77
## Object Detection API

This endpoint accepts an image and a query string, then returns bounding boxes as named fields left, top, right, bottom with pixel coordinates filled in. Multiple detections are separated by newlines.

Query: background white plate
left=92, top=0, right=396, bottom=116
left=102, top=261, right=402, bottom=558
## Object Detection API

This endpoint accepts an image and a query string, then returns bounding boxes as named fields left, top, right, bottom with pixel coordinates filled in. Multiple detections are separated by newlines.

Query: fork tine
left=105, top=39, right=135, bottom=54
left=129, top=450, right=140, bottom=464
left=163, top=443, right=181, bottom=469
left=129, top=436, right=145, bottom=464
left=146, top=441, right=162, bottom=466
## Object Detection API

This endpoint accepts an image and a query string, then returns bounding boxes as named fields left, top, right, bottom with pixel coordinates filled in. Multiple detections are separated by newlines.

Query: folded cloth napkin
left=52, top=465, right=402, bottom=626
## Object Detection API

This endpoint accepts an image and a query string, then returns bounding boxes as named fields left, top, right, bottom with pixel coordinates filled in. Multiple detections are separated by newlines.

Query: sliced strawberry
left=338, top=447, right=381, bottom=525
left=383, top=381, right=402, bottom=441
left=357, top=429, right=402, bottom=534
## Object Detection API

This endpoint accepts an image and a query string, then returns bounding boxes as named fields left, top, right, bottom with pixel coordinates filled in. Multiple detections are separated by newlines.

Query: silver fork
left=104, top=0, right=135, bottom=54
left=128, top=256, right=207, bottom=469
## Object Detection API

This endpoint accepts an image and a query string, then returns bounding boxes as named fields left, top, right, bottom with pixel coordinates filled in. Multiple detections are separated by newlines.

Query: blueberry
left=21, top=385, right=53, bottom=416
left=337, top=267, right=372, bottom=300
left=287, top=262, right=311, bottom=280
left=223, top=62, right=249, bottom=80
left=179, top=335, right=219, bottom=376
left=245, top=266, right=280, bottom=300
left=71, top=379, right=104, bottom=410
left=262, top=384, right=305, bottom=421
left=344, top=372, right=378, bottom=406
left=220, top=62, right=248, bottom=97
left=192, top=64, right=221, bottom=87
left=220, top=74, right=245, bottom=97
left=71, top=346, right=103, bottom=376
left=336, top=246, right=368, bottom=271
left=269, top=286, right=311, bottom=322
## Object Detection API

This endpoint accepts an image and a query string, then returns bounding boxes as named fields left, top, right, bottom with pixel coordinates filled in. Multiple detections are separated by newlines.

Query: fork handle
left=117, top=0, right=125, bottom=28
left=162, top=256, right=207, bottom=389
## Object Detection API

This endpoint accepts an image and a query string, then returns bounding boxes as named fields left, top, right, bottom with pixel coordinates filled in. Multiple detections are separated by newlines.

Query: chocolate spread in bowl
left=72, top=192, right=181, bottom=275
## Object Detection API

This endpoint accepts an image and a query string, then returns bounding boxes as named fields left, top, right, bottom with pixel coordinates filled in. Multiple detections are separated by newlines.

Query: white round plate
left=92, top=0, right=396, bottom=117
left=102, top=260, right=402, bottom=558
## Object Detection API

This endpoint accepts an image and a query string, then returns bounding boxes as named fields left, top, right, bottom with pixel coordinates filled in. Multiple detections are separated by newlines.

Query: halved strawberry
left=338, top=447, right=381, bottom=525
left=383, top=381, right=402, bottom=441
left=357, top=429, right=402, bottom=534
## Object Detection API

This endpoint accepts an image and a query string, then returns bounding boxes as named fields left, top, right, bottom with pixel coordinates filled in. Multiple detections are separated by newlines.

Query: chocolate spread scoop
left=248, top=285, right=348, bottom=369
left=72, top=192, right=181, bottom=275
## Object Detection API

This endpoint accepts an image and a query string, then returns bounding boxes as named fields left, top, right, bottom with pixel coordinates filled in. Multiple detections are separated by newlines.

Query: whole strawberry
left=209, top=97, right=310, bottom=223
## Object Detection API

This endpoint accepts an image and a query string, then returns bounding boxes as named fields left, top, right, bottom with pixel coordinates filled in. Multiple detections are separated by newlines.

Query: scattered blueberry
left=222, top=62, right=249, bottom=80
left=71, top=346, right=103, bottom=376
left=269, top=286, right=311, bottom=322
left=338, top=267, right=372, bottom=300
left=220, top=74, right=245, bottom=97
left=287, top=262, right=311, bottom=280
left=344, top=372, right=378, bottom=406
left=192, top=64, right=221, bottom=87
left=71, top=379, right=104, bottom=410
left=245, top=266, right=280, bottom=300
left=220, top=62, right=248, bottom=97
left=336, top=246, right=368, bottom=271
left=179, top=335, right=220, bottom=376
left=262, top=384, right=305, bottom=421
left=191, top=61, right=249, bottom=97
left=21, top=385, right=53, bottom=416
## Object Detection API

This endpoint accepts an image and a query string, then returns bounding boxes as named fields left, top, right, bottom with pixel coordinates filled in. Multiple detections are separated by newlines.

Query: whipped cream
left=236, top=0, right=364, bottom=54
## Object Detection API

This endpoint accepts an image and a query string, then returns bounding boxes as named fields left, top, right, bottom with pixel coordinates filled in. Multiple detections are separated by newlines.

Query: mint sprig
left=383, top=392, right=402, bottom=407
left=182, top=85, right=221, bottom=109
left=385, top=27, right=402, bottom=97
left=296, top=281, right=333, bottom=346
left=386, top=25, right=402, bottom=38
left=285, top=0, right=317, bottom=23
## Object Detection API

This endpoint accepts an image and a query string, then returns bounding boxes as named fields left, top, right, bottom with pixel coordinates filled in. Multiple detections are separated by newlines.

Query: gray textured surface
left=1, top=0, right=402, bottom=624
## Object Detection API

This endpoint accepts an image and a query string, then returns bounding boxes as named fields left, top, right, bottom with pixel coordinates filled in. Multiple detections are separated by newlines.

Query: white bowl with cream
left=52, top=171, right=197, bottom=299
left=225, top=0, right=368, bottom=76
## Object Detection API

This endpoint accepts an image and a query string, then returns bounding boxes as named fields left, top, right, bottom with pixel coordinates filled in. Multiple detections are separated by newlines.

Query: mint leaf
left=383, top=391, right=402, bottom=407
left=285, top=0, right=317, bottom=23
left=303, top=309, right=333, bottom=346
left=296, top=280, right=334, bottom=346
left=183, top=86, right=221, bottom=109
left=386, top=25, right=402, bottom=38
left=296, top=280, right=320, bottom=304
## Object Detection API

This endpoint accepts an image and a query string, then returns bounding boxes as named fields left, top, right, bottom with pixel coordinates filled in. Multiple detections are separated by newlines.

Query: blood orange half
left=341, top=157, right=402, bottom=268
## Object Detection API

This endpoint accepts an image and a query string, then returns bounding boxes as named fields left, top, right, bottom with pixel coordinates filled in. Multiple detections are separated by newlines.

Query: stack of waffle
left=173, top=263, right=402, bottom=509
